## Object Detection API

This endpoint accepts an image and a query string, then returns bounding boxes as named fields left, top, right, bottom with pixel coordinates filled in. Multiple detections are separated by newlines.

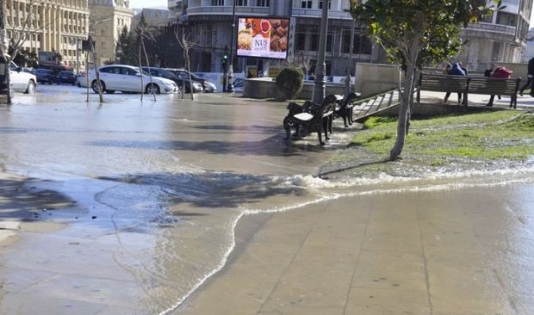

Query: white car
left=87, top=64, right=178, bottom=94
left=9, top=61, right=37, bottom=95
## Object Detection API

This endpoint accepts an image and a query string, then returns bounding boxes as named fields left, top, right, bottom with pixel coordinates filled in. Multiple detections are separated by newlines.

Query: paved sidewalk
left=419, top=90, right=534, bottom=109
left=0, top=173, right=75, bottom=246
left=174, top=184, right=534, bottom=315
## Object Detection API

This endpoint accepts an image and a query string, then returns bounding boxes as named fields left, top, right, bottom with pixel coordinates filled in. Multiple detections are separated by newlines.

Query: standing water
left=1, top=86, right=534, bottom=314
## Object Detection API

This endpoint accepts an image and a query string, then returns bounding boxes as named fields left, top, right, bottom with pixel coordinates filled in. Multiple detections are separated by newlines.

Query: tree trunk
left=138, top=43, right=143, bottom=101
left=141, top=38, right=156, bottom=101
left=390, top=89, right=410, bottom=160
left=389, top=38, right=419, bottom=161
left=90, top=38, right=104, bottom=103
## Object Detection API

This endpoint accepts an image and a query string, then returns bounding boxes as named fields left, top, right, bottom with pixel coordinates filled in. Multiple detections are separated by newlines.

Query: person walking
left=519, top=57, right=534, bottom=96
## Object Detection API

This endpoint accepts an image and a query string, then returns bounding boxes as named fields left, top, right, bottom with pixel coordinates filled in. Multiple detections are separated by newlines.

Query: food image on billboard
left=236, top=17, right=289, bottom=59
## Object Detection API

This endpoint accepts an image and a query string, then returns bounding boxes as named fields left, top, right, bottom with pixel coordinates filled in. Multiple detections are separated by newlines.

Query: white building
left=522, top=28, right=534, bottom=62
left=132, top=6, right=170, bottom=29
left=3, top=0, right=90, bottom=71
left=88, top=0, right=134, bottom=66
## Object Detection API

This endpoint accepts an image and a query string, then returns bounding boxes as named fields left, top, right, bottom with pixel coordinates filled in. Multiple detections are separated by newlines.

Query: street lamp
left=344, top=19, right=356, bottom=96
left=312, top=0, right=329, bottom=104
left=226, top=0, right=237, bottom=93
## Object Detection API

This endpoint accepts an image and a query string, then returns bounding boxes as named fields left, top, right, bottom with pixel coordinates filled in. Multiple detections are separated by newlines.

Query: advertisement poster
left=236, top=17, right=290, bottom=60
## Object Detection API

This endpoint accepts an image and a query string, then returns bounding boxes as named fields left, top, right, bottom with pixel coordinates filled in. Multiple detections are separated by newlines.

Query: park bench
left=416, top=73, right=521, bottom=109
left=283, top=94, right=338, bottom=145
left=333, top=92, right=361, bottom=127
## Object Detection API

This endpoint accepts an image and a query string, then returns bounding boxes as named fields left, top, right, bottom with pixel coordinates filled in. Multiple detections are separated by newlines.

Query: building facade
left=174, top=0, right=532, bottom=75
left=458, top=0, right=532, bottom=71
left=132, top=7, right=170, bottom=29
left=88, top=0, right=134, bottom=67
left=3, top=0, right=90, bottom=71
left=522, top=28, right=534, bottom=63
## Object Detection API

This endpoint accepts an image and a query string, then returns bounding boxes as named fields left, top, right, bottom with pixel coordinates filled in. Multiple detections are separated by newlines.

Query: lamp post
left=344, top=19, right=356, bottom=96
left=312, top=0, right=329, bottom=104
left=226, top=0, right=237, bottom=93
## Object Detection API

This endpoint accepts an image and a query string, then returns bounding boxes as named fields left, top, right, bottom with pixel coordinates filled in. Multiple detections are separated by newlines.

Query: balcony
left=187, top=5, right=269, bottom=16
left=291, top=8, right=352, bottom=20
left=467, top=22, right=516, bottom=36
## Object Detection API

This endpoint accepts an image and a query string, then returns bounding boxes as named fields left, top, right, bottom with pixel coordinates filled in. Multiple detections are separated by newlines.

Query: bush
left=275, top=67, right=304, bottom=100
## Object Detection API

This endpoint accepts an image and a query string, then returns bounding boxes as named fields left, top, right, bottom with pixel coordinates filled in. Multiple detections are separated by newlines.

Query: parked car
left=141, top=67, right=202, bottom=93
left=75, top=71, right=88, bottom=88
left=164, top=68, right=216, bottom=93
left=1, top=61, right=37, bottom=96
left=193, top=73, right=218, bottom=93
left=87, top=64, right=179, bottom=94
left=56, top=70, right=77, bottom=85
left=34, top=68, right=57, bottom=84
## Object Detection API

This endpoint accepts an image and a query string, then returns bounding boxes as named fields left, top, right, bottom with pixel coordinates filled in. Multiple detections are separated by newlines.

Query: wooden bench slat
left=417, top=74, right=521, bottom=108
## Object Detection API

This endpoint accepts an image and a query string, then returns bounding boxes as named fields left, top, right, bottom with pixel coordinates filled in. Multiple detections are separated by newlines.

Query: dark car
left=164, top=68, right=215, bottom=93
left=57, top=71, right=77, bottom=85
left=141, top=67, right=202, bottom=93
left=34, top=69, right=56, bottom=84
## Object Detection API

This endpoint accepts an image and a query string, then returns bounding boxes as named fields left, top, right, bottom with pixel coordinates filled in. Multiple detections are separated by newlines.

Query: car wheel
left=91, top=80, right=106, bottom=94
left=145, top=83, right=160, bottom=94
left=25, top=81, right=36, bottom=94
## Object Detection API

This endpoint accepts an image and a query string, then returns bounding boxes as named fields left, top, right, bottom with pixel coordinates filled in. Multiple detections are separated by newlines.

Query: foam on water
left=152, top=163, right=534, bottom=314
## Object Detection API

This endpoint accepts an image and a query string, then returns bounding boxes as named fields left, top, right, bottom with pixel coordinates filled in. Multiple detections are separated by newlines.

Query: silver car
left=87, top=64, right=179, bottom=94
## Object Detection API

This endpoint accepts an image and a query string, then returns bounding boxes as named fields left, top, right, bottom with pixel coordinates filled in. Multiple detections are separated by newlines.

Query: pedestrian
left=458, top=62, right=468, bottom=76
left=519, top=57, right=534, bottom=96
left=485, top=63, right=501, bottom=100
left=484, top=63, right=495, bottom=78
left=486, top=66, right=513, bottom=107
left=444, top=62, right=466, bottom=104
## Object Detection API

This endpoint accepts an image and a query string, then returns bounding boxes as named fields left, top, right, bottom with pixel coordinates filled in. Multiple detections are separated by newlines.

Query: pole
left=312, top=0, right=329, bottom=104
left=344, top=19, right=356, bottom=96
left=227, top=0, right=237, bottom=93
left=76, top=39, right=79, bottom=74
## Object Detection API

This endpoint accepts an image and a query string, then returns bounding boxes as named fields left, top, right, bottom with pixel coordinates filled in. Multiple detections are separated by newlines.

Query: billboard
left=236, top=17, right=290, bottom=60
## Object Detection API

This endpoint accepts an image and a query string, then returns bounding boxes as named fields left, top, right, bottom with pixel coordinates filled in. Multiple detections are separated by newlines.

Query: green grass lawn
left=351, top=111, right=534, bottom=165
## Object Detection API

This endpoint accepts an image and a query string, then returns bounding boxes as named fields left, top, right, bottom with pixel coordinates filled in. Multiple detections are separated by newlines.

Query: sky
left=129, top=0, right=534, bottom=28
left=129, top=0, right=167, bottom=9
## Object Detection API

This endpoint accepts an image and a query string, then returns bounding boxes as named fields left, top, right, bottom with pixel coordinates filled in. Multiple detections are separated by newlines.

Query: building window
left=256, top=0, right=269, bottom=6
left=211, top=0, right=224, bottom=5
left=301, top=0, right=312, bottom=9
left=310, top=33, right=318, bottom=51
left=318, top=0, right=331, bottom=9
left=236, top=0, right=248, bottom=6
left=296, top=32, right=306, bottom=50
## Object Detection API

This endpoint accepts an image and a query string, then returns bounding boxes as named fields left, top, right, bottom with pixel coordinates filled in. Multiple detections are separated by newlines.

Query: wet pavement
left=0, top=85, right=534, bottom=315
left=175, top=184, right=534, bottom=315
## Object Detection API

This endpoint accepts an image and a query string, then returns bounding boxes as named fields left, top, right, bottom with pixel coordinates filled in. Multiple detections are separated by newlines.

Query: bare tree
left=0, top=0, right=42, bottom=104
left=0, top=0, right=10, bottom=103
left=87, top=5, right=117, bottom=103
left=174, top=25, right=199, bottom=100
left=135, top=15, right=158, bottom=102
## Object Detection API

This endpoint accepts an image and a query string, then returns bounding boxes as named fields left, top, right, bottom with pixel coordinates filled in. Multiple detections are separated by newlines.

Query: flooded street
left=0, top=86, right=350, bottom=314
left=1, top=86, right=534, bottom=314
